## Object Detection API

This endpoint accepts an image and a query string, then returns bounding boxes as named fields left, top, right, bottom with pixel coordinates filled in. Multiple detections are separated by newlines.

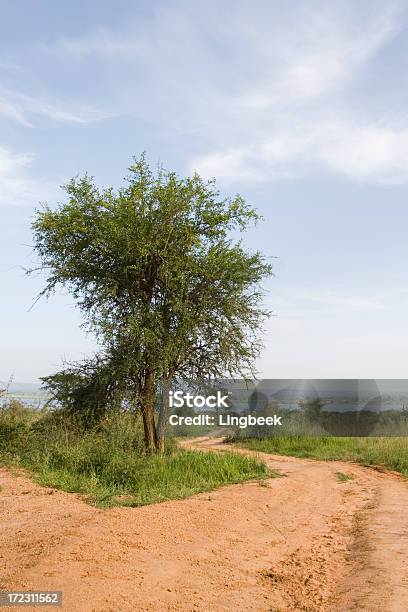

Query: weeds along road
left=1, top=437, right=408, bottom=612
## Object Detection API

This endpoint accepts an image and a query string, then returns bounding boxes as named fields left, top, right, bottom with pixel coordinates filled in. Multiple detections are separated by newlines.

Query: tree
left=40, top=355, right=126, bottom=426
left=31, top=154, right=273, bottom=452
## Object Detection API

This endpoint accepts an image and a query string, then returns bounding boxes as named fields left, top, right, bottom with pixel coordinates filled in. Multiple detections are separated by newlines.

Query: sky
left=1, top=0, right=408, bottom=383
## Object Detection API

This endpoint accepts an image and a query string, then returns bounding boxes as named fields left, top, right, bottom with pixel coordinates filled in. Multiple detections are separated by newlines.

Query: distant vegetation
left=226, top=398, right=408, bottom=438
left=233, top=436, right=408, bottom=477
left=0, top=400, right=268, bottom=507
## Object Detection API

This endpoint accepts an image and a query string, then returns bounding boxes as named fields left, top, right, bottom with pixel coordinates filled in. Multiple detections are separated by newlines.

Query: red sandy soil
left=1, top=437, right=408, bottom=611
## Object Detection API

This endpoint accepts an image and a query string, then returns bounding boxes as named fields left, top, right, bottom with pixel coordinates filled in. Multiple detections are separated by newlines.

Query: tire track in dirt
left=185, top=437, right=408, bottom=611
left=1, top=438, right=407, bottom=611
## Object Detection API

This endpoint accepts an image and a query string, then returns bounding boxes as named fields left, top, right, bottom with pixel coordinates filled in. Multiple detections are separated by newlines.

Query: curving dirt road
left=1, top=437, right=408, bottom=611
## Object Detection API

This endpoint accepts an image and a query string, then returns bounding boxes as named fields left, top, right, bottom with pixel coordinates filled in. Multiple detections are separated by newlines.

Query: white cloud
left=191, top=118, right=408, bottom=185
left=0, top=95, right=32, bottom=126
left=0, top=88, right=111, bottom=127
left=259, top=287, right=408, bottom=377
left=183, top=1, right=408, bottom=185
left=321, top=123, right=408, bottom=184
left=0, top=147, right=56, bottom=207
left=296, top=290, right=388, bottom=314
left=192, top=148, right=265, bottom=183
left=239, top=4, right=400, bottom=109
left=268, top=289, right=390, bottom=322
left=20, top=0, right=408, bottom=185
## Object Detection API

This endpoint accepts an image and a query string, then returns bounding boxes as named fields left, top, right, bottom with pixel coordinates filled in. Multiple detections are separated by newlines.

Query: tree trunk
left=140, top=370, right=158, bottom=453
left=157, top=375, right=172, bottom=454
left=141, top=404, right=157, bottom=453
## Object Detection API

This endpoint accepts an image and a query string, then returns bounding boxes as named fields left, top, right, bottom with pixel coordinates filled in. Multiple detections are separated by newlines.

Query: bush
left=0, top=400, right=35, bottom=456
left=0, top=405, right=269, bottom=506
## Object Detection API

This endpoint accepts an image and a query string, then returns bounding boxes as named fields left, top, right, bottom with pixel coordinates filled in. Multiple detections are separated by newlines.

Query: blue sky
left=1, top=0, right=408, bottom=382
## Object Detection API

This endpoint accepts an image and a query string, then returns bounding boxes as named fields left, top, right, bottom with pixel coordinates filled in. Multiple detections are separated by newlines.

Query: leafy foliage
left=32, top=155, right=273, bottom=450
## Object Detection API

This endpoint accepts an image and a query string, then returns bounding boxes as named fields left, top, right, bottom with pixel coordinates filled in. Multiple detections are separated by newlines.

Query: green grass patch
left=35, top=447, right=269, bottom=507
left=233, top=436, right=408, bottom=477
left=0, top=403, right=268, bottom=507
left=335, top=471, right=353, bottom=483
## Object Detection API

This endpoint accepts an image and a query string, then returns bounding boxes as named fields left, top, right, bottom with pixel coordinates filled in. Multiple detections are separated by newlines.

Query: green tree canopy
left=32, top=155, right=273, bottom=451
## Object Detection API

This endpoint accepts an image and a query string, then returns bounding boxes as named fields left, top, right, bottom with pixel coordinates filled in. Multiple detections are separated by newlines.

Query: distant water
left=0, top=393, right=50, bottom=408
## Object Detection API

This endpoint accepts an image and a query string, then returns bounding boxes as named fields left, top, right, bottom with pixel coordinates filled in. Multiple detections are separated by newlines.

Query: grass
left=233, top=436, right=408, bottom=477
left=35, top=448, right=270, bottom=507
left=335, top=471, right=353, bottom=483
left=0, top=402, right=269, bottom=507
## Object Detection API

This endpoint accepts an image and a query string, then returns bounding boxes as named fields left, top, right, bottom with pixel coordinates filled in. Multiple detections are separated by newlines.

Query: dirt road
left=1, top=437, right=408, bottom=611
